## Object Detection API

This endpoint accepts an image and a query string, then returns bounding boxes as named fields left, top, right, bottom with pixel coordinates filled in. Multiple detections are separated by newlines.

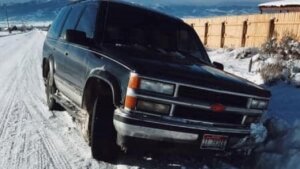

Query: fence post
left=204, top=22, right=208, bottom=45
left=241, top=20, right=248, bottom=47
left=268, top=18, right=275, bottom=40
left=220, top=21, right=226, bottom=48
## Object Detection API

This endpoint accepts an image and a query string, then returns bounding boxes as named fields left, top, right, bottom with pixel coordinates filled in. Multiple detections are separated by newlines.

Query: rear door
left=64, top=2, right=100, bottom=105
left=59, top=2, right=100, bottom=105
left=55, top=4, right=85, bottom=103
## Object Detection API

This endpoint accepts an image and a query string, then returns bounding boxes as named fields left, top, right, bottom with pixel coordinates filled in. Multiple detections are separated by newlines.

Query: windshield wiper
left=177, top=50, right=208, bottom=65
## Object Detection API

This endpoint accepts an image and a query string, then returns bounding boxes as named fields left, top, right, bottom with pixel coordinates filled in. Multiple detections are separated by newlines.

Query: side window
left=60, top=4, right=85, bottom=40
left=76, top=3, right=99, bottom=39
left=48, top=7, right=70, bottom=39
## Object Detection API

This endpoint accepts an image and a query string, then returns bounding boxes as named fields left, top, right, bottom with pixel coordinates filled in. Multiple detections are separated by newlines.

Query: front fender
left=84, top=68, right=122, bottom=106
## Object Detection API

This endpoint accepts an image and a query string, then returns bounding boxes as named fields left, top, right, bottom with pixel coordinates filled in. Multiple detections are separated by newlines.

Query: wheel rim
left=46, top=74, right=55, bottom=105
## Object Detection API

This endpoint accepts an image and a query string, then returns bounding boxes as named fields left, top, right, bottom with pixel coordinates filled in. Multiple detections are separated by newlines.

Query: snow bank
left=208, top=48, right=264, bottom=85
left=259, top=0, right=300, bottom=7
left=209, top=47, right=300, bottom=169
left=208, top=48, right=300, bottom=124
left=267, top=83, right=300, bottom=124
left=251, top=123, right=268, bottom=144
left=256, top=121, right=300, bottom=169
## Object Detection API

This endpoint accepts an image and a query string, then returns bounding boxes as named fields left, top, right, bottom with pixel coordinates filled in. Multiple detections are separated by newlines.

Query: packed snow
left=0, top=31, right=299, bottom=169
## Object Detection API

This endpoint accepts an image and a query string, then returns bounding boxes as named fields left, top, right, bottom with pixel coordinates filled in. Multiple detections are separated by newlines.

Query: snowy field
left=0, top=30, right=299, bottom=169
left=0, top=31, right=22, bottom=37
left=0, top=32, right=10, bottom=36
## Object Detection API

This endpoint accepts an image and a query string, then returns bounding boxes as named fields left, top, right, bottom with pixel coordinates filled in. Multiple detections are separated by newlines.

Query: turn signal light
left=125, top=96, right=137, bottom=110
left=128, top=74, right=140, bottom=89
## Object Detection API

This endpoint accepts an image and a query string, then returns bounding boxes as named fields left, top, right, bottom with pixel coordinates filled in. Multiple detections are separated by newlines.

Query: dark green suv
left=42, top=0, right=271, bottom=162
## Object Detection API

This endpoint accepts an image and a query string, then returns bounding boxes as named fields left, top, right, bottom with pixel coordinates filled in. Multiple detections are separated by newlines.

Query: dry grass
left=260, top=63, right=286, bottom=85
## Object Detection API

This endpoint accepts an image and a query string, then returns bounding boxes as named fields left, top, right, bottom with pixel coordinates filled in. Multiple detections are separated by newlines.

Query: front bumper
left=114, top=108, right=252, bottom=150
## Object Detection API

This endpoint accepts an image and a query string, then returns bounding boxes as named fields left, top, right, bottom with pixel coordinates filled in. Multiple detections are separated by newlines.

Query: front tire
left=90, top=97, right=118, bottom=162
left=45, top=71, right=60, bottom=110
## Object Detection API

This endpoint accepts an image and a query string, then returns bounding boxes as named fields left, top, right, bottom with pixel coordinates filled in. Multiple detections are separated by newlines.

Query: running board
left=52, top=94, right=81, bottom=119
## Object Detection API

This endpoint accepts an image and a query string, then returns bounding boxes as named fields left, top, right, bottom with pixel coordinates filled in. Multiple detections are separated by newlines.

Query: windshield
left=102, top=3, right=210, bottom=64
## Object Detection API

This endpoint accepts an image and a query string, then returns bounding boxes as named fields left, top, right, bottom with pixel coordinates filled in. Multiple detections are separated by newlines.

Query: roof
left=68, top=0, right=182, bottom=22
left=259, top=0, right=300, bottom=7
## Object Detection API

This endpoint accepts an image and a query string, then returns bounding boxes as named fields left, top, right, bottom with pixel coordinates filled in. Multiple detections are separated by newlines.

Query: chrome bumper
left=114, top=120, right=199, bottom=141
left=113, top=108, right=251, bottom=143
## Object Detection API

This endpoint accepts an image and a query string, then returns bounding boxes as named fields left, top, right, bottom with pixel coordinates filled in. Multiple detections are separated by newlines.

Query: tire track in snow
left=22, top=103, right=72, bottom=169
left=20, top=32, right=72, bottom=169
left=0, top=31, right=72, bottom=169
left=0, top=31, right=102, bottom=169
left=0, top=32, right=49, bottom=169
left=23, top=64, right=99, bottom=169
left=21, top=30, right=102, bottom=169
left=0, top=31, right=39, bottom=139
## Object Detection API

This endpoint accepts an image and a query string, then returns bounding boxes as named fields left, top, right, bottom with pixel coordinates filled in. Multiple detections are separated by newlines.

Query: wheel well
left=82, top=77, right=114, bottom=114
left=42, top=58, right=50, bottom=79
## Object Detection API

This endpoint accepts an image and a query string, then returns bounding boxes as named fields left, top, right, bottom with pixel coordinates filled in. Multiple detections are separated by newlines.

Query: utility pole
left=4, top=4, right=10, bottom=33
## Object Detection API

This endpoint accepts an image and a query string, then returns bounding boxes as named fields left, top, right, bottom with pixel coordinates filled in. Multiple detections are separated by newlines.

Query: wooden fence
left=184, top=12, right=300, bottom=48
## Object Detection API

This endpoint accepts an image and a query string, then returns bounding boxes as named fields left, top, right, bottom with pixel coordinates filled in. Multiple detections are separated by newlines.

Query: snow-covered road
left=0, top=30, right=299, bottom=169
left=0, top=31, right=105, bottom=169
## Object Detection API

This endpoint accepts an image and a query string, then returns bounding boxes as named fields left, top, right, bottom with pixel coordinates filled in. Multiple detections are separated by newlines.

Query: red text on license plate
left=200, top=134, right=228, bottom=150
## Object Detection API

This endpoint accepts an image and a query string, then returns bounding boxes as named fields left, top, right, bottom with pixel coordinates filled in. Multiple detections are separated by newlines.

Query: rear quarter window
left=59, top=4, right=85, bottom=40
left=76, top=3, right=99, bottom=39
left=47, top=7, right=70, bottom=39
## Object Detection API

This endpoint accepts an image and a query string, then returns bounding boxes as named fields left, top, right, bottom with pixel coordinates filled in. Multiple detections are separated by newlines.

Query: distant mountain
left=146, top=4, right=259, bottom=18
left=0, top=0, right=53, bottom=5
left=0, top=0, right=69, bottom=26
left=0, top=0, right=260, bottom=26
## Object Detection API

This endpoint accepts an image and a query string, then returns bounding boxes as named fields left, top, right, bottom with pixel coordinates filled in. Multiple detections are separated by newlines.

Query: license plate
left=200, top=134, right=228, bottom=150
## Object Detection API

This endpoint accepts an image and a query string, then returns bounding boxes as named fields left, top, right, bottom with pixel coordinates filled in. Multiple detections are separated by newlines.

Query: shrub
left=261, top=37, right=278, bottom=55
left=259, top=33, right=300, bottom=85
left=260, top=63, right=286, bottom=85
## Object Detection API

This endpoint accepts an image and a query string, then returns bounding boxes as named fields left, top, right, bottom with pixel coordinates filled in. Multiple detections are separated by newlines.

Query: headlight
left=140, top=79, right=175, bottom=95
left=250, top=99, right=268, bottom=109
left=136, top=100, right=170, bottom=114
left=125, top=73, right=175, bottom=112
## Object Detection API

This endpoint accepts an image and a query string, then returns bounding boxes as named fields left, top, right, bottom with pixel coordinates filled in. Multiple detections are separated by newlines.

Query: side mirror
left=213, top=62, right=224, bottom=70
left=66, top=29, right=87, bottom=45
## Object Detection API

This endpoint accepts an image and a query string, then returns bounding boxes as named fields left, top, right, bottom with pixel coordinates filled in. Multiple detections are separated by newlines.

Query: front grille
left=178, top=86, right=249, bottom=108
left=174, top=106, right=244, bottom=125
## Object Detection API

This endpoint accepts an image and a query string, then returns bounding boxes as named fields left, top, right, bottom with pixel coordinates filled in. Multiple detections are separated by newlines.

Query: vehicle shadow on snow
left=114, top=147, right=254, bottom=169
left=109, top=115, right=300, bottom=169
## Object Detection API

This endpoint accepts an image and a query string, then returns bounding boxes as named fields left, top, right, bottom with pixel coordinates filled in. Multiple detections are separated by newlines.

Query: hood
left=99, top=45, right=271, bottom=98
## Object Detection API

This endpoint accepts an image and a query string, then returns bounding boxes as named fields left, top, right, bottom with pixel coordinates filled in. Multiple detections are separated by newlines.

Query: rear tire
left=90, top=97, right=118, bottom=163
left=45, top=71, right=60, bottom=110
